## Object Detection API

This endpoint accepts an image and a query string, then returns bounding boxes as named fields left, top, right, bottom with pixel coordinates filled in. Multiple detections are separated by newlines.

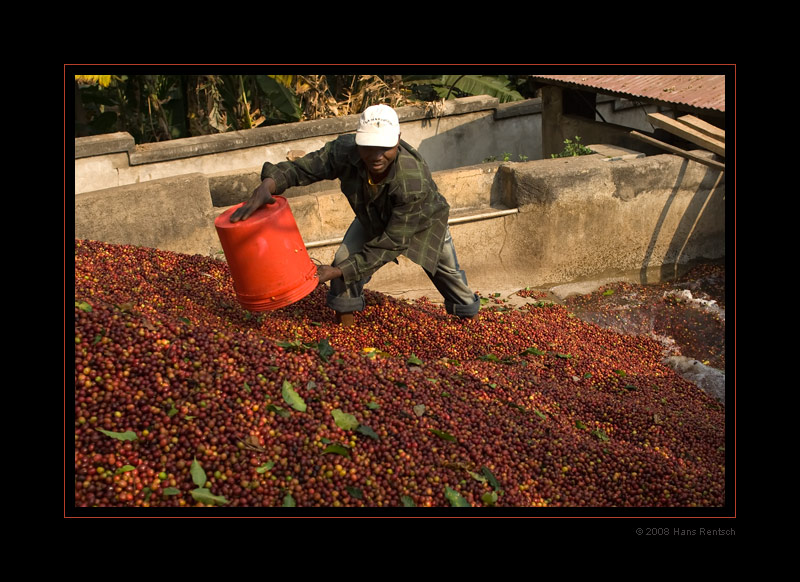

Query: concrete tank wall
left=72, top=94, right=726, bottom=298
left=74, top=96, right=543, bottom=196
left=74, top=147, right=725, bottom=297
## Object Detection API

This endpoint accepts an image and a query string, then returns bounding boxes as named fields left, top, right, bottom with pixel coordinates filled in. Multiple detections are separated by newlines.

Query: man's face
left=358, top=141, right=400, bottom=178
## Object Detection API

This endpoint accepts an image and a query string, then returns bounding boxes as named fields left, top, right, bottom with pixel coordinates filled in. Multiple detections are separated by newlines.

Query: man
left=230, top=104, right=480, bottom=326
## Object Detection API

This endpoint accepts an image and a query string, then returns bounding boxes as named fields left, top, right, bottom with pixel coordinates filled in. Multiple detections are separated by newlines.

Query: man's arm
left=229, top=138, right=345, bottom=223
left=316, top=265, right=343, bottom=284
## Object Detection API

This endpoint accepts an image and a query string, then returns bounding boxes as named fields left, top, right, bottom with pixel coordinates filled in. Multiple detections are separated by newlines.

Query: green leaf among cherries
left=322, top=444, right=352, bottom=459
left=481, top=465, right=503, bottom=492
left=188, top=459, right=228, bottom=505
left=282, top=381, right=307, bottom=412
left=407, top=354, right=423, bottom=366
left=357, top=424, right=380, bottom=440
left=332, top=408, right=359, bottom=430
left=191, top=488, right=229, bottom=506
left=97, top=429, right=138, bottom=441
left=429, top=428, right=456, bottom=442
left=445, top=486, right=471, bottom=507
left=191, top=457, right=207, bottom=487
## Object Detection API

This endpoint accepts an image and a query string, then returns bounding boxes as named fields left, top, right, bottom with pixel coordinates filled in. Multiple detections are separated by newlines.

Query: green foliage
left=74, top=74, right=530, bottom=142
left=75, top=74, right=303, bottom=142
left=483, top=152, right=529, bottom=163
left=403, top=74, right=525, bottom=103
left=76, top=75, right=189, bottom=142
left=550, top=136, right=594, bottom=158
left=256, top=76, right=302, bottom=122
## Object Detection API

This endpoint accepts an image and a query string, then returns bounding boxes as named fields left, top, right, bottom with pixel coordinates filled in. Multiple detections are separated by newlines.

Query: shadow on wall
left=414, top=111, right=540, bottom=171
left=643, top=160, right=726, bottom=284
left=416, top=118, right=479, bottom=170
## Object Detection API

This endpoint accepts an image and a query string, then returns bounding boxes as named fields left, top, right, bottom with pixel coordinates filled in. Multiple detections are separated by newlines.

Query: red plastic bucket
left=214, top=196, right=318, bottom=311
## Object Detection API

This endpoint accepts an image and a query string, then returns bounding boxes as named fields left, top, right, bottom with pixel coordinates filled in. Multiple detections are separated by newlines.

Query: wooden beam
left=647, top=112, right=725, bottom=157
left=677, top=114, right=725, bottom=143
left=630, top=131, right=725, bottom=171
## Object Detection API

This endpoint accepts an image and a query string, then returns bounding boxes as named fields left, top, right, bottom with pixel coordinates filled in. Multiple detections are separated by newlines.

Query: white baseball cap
left=355, top=104, right=400, bottom=147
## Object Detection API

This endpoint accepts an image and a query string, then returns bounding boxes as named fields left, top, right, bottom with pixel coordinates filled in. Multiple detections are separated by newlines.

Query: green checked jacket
left=261, top=134, right=451, bottom=285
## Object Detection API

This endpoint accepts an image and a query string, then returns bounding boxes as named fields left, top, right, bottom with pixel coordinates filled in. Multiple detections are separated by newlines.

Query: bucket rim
left=236, top=275, right=319, bottom=311
left=214, top=196, right=289, bottom=229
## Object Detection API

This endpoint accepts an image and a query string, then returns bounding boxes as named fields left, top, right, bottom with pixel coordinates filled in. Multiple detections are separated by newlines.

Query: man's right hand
left=230, top=178, right=278, bottom=222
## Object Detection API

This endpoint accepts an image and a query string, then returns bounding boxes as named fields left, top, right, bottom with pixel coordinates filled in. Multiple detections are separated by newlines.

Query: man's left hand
left=316, top=265, right=343, bottom=284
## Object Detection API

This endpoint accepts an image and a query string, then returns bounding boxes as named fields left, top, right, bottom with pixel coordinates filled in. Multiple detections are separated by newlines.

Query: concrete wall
left=75, top=96, right=542, bottom=196
left=302, top=148, right=725, bottom=296
left=491, top=149, right=725, bottom=288
left=74, top=173, right=221, bottom=257
left=73, top=147, right=725, bottom=297
left=72, top=94, right=726, bottom=298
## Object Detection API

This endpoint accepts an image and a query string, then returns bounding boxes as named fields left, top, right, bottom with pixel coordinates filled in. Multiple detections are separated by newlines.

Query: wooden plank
left=647, top=112, right=725, bottom=157
left=630, top=131, right=725, bottom=171
left=678, top=114, right=725, bottom=143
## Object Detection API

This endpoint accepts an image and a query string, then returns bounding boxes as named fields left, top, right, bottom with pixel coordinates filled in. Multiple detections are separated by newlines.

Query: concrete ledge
left=494, top=151, right=726, bottom=287
left=437, top=95, right=499, bottom=116
left=501, top=150, right=724, bottom=207
left=128, top=118, right=354, bottom=165
left=84, top=95, right=504, bottom=166
left=75, top=132, right=135, bottom=159
left=207, top=168, right=263, bottom=207
left=494, top=99, right=543, bottom=119
left=75, top=173, right=220, bottom=256
left=588, top=143, right=646, bottom=161
left=72, top=148, right=725, bottom=298
left=74, top=96, right=540, bottom=195
left=291, top=151, right=725, bottom=296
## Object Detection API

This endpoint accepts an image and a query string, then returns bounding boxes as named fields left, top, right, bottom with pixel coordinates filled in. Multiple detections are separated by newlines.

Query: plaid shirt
left=261, top=134, right=450, bottom=284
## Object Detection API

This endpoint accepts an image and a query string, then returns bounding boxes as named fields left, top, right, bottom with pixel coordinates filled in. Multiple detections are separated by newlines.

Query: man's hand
left=230, top=178, right=277, bottom=222
left=316, top=265, right=343, bottom=284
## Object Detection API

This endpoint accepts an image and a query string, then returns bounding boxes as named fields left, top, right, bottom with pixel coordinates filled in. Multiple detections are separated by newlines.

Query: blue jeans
left=327, top=219, right=480, bottom=318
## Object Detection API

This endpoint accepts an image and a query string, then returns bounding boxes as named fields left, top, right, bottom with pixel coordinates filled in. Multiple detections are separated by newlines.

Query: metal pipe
left=304, top=207, right=519, bottom=249
left=447, top=207, right=519, bottom=225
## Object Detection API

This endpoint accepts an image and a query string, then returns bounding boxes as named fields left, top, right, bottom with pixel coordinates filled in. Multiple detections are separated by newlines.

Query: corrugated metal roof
left=529, top=75, right=726, bottom=113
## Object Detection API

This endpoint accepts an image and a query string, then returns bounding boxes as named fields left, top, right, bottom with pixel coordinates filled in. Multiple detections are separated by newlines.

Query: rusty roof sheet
left=529, top=75, right=726, bottom=113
